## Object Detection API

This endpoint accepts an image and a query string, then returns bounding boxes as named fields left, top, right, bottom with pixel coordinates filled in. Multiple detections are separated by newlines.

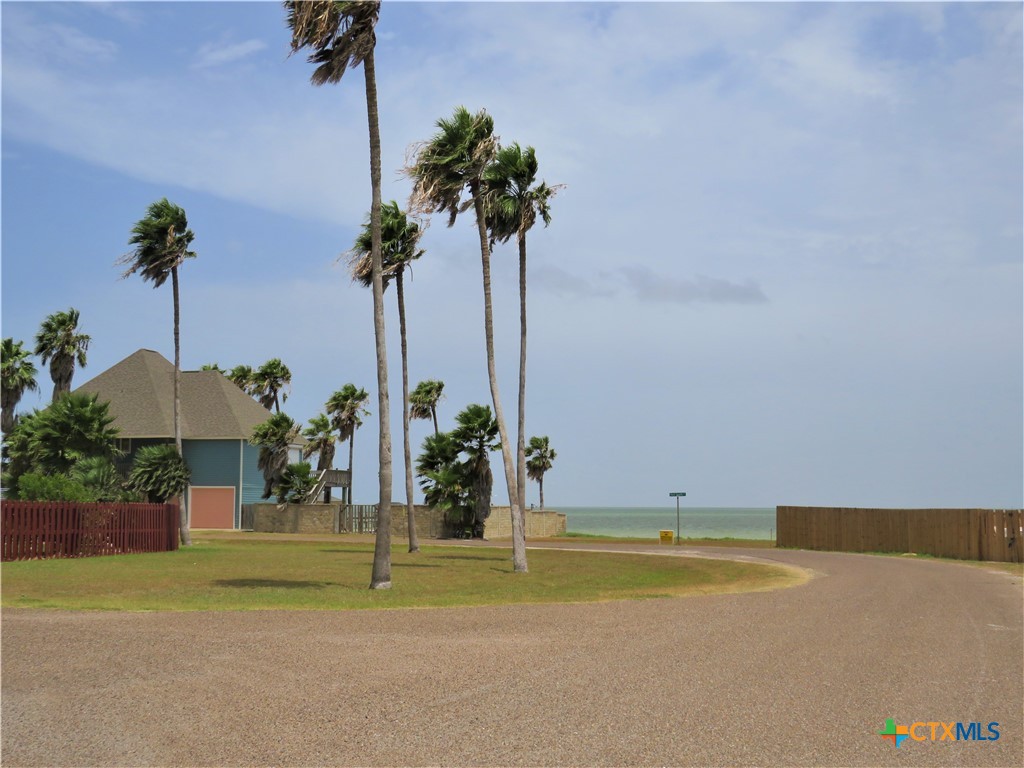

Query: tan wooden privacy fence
left=1, top=501, right=179, bottom=561
left=777, top=506, right=1023, bottom=562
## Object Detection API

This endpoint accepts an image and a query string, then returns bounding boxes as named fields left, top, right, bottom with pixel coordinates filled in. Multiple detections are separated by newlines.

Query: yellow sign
left=660, top=530, right=674, bottom=544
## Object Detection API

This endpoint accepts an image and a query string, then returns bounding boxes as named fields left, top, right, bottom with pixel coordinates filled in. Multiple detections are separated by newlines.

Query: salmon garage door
left=190, top=487, right=235, bottom=529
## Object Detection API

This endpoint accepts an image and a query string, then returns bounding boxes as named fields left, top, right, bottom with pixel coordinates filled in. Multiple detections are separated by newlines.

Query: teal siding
left=182, top=440, right=242, bottom=527
left=241, top=442, right=265, bottom=511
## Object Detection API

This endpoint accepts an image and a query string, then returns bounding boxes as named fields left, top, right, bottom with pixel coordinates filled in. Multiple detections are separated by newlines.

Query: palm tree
left=415, top=431, right=471, bottom=535
left=33, top=308, right=90, bottom=403
left=10, top=392, right=121, bottom=477
left=2, top=338, right=39, bottom=435
left=348, top=200, right=425, bottom=552
left=228, top=364, right=258, bottom=397
left=286, top=0, right=393, bottom=590
left=249, top=412, right=301, bottom=500
left=405, top=106, right=528, bottom=573
left=451, top=404, right=500, bottom=538
left=409, top=379, right=445, bottom=436
left=201, top=363, right=225, bottom=374
left=254, top=358, right=292, bottom=413
left=302, top=413, right=337, bottom=502
left=119, top=198, right=196, bottom=546
left=276, top=461, right=317, bottom=505
left=326, top=384, right=369, bottom=506
left=484, top=143, right=559, bottom=519
left=525, top=435, right=556, bottom=510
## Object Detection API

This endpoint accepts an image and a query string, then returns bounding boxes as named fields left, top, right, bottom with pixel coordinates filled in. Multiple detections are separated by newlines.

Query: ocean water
left=555, top=506, right=776, bottom=540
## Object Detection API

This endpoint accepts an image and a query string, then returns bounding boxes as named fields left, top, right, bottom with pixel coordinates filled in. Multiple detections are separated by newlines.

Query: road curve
left=2, top=544, right=1021, bottom=767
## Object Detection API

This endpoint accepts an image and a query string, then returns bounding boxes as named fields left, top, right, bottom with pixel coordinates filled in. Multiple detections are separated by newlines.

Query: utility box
left=659, top=530, right=674, bottom=545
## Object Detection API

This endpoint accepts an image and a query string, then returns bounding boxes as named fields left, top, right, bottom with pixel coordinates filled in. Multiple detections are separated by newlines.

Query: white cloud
left=193, top=38, right=267, bottom=69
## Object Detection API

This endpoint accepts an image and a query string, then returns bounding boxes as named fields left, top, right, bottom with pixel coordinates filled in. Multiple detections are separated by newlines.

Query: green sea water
left=555, top=506, right=776, bottom=540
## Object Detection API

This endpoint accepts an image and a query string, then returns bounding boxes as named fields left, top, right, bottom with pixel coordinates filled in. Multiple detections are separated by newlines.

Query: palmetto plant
left=525, top=435, right=556, bottom=510
left=34, top=308, right=90, bottom=403
left=72, top=456, right=132, bottom=502
left=484, top=143, right=560, bottom=519
left=405, top=106, right=528, bottom=572
left=128, top=444, right=191, bottom=504
left=119, top=197, right=196, bottom=545
left=250, top=413, right=301, bottom=500
left=2, top=337, right=39, bottom=435
left=286, top=0, right=394, bottom=590
left=415, top=431, right=471, bottom=534
left=2, top=393, right=121, bottom=493
left=409, top=379, right=445, bottom=436
left=348, top=200, right=425, bottom=552
left=276, top=461, right=317, bottom=505
left=326, top=384, right=369, bottom=505
left=254, top=358, right=292, bottom=413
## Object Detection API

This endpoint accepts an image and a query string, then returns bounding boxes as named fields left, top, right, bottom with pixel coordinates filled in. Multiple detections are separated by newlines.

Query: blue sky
left=2, top=2, right=1021, bottom=508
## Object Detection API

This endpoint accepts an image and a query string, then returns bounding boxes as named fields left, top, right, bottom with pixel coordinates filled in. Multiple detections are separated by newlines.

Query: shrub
left=16, top=472, right=98, bottom=502
left=128, top=444, right=191, bottom=503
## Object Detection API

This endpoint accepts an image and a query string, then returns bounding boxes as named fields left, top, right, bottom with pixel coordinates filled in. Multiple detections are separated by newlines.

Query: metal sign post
left=669, top=492, right=686, bottom=544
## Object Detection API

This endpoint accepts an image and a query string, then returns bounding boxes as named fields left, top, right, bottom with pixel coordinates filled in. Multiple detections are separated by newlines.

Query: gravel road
left=2, top=543, right=1021, bottom=767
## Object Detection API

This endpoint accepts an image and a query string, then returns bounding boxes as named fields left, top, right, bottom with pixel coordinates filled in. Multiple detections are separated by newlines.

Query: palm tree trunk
left=431, top=407, right=438, bottom=437
left=516, top=232, right=528, bottom=528
left=471, top=185, right=527, bottom=573
left=172, top=266, right=191, bottom=546
left=364, top=49, right=392, bottom=590
left=397, top=270, right=420, bottom=553
left=539, top=475, right=544, bottom=510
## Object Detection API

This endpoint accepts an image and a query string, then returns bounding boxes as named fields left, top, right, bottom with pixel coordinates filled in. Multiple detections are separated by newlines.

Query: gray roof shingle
left=74, top=349, right=281, bottom=440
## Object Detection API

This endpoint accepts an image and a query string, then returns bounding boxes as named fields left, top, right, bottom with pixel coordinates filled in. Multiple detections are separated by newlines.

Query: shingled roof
left=74, top=349, right=278, bottom=440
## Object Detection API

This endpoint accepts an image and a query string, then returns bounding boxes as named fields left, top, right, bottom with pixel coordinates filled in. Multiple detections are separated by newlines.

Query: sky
left=1, top=1, right=1021, bottom=509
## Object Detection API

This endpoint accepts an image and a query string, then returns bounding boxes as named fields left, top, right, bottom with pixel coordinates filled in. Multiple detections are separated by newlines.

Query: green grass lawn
left=0, top=535, right=802, bottom=612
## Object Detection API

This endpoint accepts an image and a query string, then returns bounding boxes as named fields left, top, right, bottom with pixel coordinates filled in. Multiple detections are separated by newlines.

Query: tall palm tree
left=254, top=358, right=292, bottom=413
left=349, top=200, right=424, bottom=552
left=302, top=413, right=337, bottom=502
left=406, top=105, right=528, bottom=573
left=1, top=338, right=39, bottom=435
left=33, top=308, right=90, bottom=403
left=249, top=412, right=301, bottom=500
left=286, top=0, right=393, bottom=590
left=119, top=197, right=197, bottom=546
left=410, top=379, right=445, bottom=436
left=525, top=435, right=556, bottom=510
left=326, top=384, right=369, bottom=506
left=484, top=143, right=559, bottom=520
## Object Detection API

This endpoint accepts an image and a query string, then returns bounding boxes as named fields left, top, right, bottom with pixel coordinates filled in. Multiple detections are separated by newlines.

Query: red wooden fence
left=1, top=501, right=179, bottom=561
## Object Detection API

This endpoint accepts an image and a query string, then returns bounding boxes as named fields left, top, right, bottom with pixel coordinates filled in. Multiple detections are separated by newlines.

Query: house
left=73, top=349, right=310, bottom=529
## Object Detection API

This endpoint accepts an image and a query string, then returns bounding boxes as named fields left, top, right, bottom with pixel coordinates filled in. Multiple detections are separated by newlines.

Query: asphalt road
left=2, top=543, right=1021, bottom=767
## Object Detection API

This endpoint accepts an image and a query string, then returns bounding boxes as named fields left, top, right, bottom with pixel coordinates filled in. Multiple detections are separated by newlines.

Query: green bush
left=16, top=472, right=98, bottom=502
left=128, top=444, right=191, bottom=503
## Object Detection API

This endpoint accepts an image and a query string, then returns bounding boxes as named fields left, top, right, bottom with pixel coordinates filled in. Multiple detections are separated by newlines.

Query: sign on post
left=669, top=492, right=686, bottom=544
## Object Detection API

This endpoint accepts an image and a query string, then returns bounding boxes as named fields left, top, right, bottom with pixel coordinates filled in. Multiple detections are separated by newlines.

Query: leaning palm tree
left=33, top=308, right=90, bottom=403
left=302, top=413, right=337, bottom=502
left=1, top=338, right=39, bottom=435
left=286, top=0, right=393, bottom=590
left=119, top=198, right=197, bottom=545
left=254, top=358, right=292, bottom=413
left=409, top=379, right=445, bottom=436
left=348, top=200, right=424, bottom=552
left=405, top=106, right=527, bottom=573
left=326, top=384, right=369, bottom=506
left=484, top=143, right=559, bottom=520
left=525, top=435, right=556, bottom=510
left=249, top=412, right=301, bottom=500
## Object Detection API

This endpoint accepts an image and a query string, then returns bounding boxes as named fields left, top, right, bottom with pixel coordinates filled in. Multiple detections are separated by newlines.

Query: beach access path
left=2, top=542, right=1021, bottom=767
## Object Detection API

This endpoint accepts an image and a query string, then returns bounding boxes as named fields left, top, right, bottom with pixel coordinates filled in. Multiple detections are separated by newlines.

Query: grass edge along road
left=1, top=533, right=806, bottom=612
